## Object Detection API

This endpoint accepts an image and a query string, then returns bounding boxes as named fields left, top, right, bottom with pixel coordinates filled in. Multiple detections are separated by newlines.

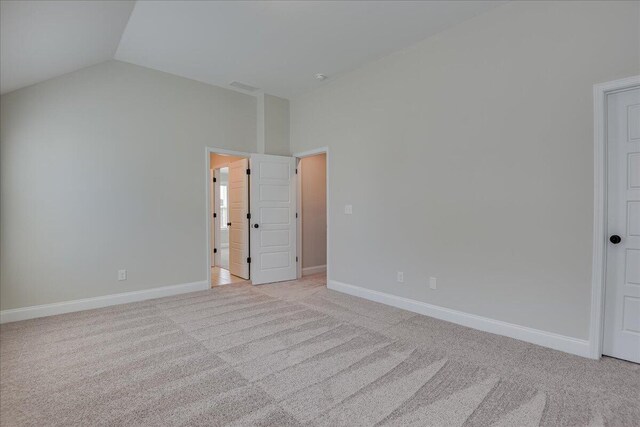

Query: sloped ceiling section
left=1, top=1, right=505, bottom=97
left=115, top=1, right=504, bottom=99
left=0, top=1, right=135, bottom=94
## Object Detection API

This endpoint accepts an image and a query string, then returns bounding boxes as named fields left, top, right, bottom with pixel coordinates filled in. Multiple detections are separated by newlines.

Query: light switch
left=344, top=204, right=353, bottom=215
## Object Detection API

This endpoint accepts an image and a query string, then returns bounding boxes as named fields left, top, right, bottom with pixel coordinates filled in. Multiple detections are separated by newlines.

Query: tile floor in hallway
left=211, top=266, right=248, bottom=287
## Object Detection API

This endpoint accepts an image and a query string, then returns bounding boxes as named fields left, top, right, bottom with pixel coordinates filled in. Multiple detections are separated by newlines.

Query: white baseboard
left=328, top=280, right=592, bottom=359
left=0, top=280, right=209, bottom=324
left=302, top=264, right=327, bottom=276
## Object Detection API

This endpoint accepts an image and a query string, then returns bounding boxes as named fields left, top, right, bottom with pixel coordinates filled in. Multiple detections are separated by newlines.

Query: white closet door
left=213, top=168, right=221, bottom=267
left=228, top=158, right=250, bottom=279
left=603, top=87, right=640, bottom=363
left=249, top=154, right=297, bottom=285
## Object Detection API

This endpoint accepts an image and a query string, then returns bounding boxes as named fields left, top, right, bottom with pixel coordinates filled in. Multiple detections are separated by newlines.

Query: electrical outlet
left=344, top=204, right=353, bottom=215
left=397, top=272, right=404, bottom=283
left=429, top=276, right=437, bottom=290
left=118, top=269, right=127, bottom=281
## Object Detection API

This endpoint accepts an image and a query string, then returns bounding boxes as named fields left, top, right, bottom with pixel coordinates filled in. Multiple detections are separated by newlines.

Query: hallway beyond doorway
left=211, top=266, right=248, bottom=287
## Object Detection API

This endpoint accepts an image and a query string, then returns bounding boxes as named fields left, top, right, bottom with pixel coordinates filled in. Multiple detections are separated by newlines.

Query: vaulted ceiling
left=1, top=1, right=505, bottom=97
left=0, top=1, right=136, bottom=95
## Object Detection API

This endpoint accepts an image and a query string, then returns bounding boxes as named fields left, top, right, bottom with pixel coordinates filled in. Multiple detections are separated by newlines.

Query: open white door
left=210, top=169, right=216, bottom=267
left=228, top=158, right=250, bottom=279
left=250, top=153, right=297, bottom=285
left=603, top=87, right=640, bottom=363
left=213, top=169, right=221, bottom=267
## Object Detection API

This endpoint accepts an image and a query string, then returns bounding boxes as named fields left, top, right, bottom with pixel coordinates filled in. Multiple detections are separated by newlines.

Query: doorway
left=207, top=148, right=301, bottom=287
left=295, top=149, right=328, bottom=281
left=210, top=152, right=250, bottom=286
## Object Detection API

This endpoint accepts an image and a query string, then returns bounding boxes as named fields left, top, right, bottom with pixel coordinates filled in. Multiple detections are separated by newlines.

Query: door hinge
left=247, top=257, right=251, bottom=263
left=213, top=212, right=217, bottom=218
left=247, top=213, right=251, bottom=219
left=246, top=168, right=251, bottom=175
left=213, top=177, right=216, bottom=183
left=296, top=212, right=298, bottom=218
left=295, top=168, right=298, bottom=174
left=296, top=256, right=298, bottom=262
left=214, top=248, right=217, bottom=253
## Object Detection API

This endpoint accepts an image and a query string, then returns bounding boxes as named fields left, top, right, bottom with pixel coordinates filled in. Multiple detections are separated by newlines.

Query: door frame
left=590, top=75, right=640, bottom=359
left=293, top=147, right=330, bottom=281
left=205, top=147, right=253, bottom=288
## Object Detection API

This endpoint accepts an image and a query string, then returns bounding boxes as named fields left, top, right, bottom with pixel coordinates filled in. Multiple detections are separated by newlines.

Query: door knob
left=610, top=235, right=621, bottom=244
left=254, top=224, right=259, bottom=228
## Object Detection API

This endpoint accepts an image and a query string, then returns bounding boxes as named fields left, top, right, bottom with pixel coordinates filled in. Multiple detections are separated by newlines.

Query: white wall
left=265, top=94, right=290, bottom=156
left=301, top=154, right=327, bottom=269
left=291, top=1, right=640, bottom=339
left=0, top=60, right=257, bottom=310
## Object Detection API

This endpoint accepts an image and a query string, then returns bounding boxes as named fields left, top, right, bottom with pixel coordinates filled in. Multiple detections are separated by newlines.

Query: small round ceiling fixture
left=314, top=73, right=328, bottom=81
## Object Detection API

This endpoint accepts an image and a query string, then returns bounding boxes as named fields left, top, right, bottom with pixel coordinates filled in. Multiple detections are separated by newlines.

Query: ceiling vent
left=229, top=81, right=259, bottom=92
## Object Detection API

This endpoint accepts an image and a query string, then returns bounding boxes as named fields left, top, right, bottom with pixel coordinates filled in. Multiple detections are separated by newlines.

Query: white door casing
left=296, top=158, right=302, bottom=279
left=603, top=87, right=640, bottom=363
left=214, top=169, right=216, bottom=267
left=228, top=158, right=250, bottom=279
left=250, top=153, right=297, bottom=285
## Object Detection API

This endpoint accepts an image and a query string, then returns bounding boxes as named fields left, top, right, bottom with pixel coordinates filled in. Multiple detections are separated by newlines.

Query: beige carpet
left=1, top=273, right=638, bottom=426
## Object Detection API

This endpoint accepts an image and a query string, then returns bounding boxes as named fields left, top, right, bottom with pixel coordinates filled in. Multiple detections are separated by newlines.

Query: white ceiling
left=0, top=1, right=135, bottom=95
left=1, top=1, right=505, bottom=98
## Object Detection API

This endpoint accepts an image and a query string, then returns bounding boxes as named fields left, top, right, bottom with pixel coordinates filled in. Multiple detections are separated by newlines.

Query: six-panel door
left=249, top=154, right=297, bottom=285
left=604, top=87, right=640, bottom=363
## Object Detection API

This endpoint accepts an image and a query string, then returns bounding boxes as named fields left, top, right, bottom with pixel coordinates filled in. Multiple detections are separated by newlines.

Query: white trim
left=214, top=169, right=219, bottom=268
left=0, top=280, right=209, bottom=324
left=329, top=280, right=591, bottom=358
left=205, top=147, right=253, bottom=288
left=206, top=147, right=253, bottom=158
left=296, top=158, right=303, bottom=278
left=293, top=147, right=330, bottom=283
left=302, top=264, right=327, bottom=276
left=293, top=147, right=330, bottom=158
left=590, top=75, right=640, bottom=359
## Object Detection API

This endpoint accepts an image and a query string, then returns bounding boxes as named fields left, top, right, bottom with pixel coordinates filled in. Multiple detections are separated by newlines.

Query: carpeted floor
left=1, top=273, right=639, bottom=426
